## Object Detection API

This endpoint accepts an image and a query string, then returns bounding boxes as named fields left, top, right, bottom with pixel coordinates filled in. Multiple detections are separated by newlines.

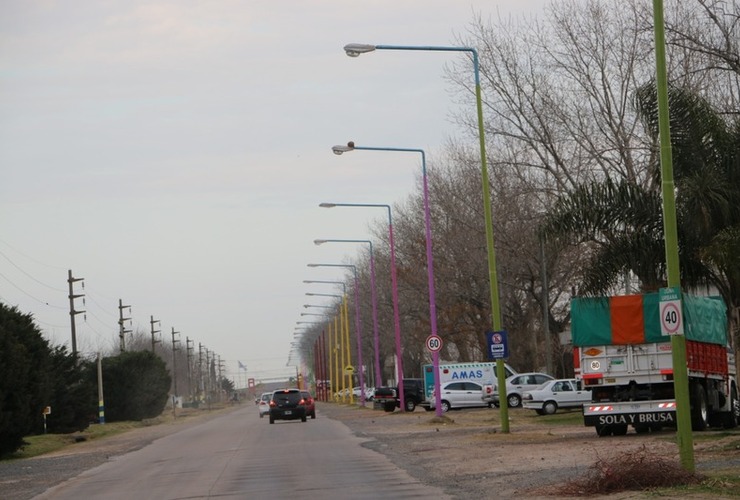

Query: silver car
left=257, top=391, right=272, bottom=418
left=521, top=378, right=592, bottom=415
left=430, top=381, right=488, bottom=412
left=482, top=372, right=554, bottom=408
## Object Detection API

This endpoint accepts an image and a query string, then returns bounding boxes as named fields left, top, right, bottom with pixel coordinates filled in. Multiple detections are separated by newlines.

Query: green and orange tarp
left=571, top=293, right=727, bottom=347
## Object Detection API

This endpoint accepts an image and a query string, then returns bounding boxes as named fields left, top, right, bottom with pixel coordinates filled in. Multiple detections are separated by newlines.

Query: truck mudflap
left=583, top=400, right=677, bottom=428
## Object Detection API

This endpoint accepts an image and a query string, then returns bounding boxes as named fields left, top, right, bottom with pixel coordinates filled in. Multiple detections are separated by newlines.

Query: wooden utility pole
left=118, top=299, right=131, bottom=353
left=67, top=270, right=85, bottom=357
left=150, top=316, right=161, bottom=353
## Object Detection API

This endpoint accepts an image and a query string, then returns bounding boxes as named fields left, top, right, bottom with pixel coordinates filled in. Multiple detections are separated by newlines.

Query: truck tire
left=595, top=424, right=611, bottom=437
left=404, top=399, right=416, bottom=412
left=723, top=384, right=739, bottom=429
left=611, top=424, right=628, bottom=436
left=691, top=383, right=709, bottom=431
left=383, top=401, right=396, bottom=412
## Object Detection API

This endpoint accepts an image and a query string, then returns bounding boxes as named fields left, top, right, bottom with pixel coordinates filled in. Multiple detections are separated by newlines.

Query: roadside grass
left=6, top=402, right=238, bottom=461
left=8, top=421, right=146, bottom=460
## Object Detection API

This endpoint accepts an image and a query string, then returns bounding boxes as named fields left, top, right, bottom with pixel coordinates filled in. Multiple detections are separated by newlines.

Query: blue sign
left=485, top=330, right=509, bottom=360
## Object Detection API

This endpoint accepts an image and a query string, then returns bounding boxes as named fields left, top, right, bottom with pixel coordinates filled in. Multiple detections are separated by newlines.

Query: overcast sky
left=0, top=0, right=547, bottom=383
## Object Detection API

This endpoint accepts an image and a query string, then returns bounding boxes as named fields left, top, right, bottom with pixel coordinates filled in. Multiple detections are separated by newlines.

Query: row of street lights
left=294, top=40, right=505, bottom=421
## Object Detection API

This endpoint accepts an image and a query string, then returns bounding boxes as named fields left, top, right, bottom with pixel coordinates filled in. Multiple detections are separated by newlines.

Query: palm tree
left=541, top=82, right=740, bottom=315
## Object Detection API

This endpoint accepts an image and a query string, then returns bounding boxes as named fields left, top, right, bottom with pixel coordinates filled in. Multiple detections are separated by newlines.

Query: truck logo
left=450, top=369, right=484, bottom=380
left=597, top=413, right=675, bottom=425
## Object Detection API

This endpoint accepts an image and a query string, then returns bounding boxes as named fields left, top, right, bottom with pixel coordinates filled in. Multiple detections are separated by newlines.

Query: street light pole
left=332, top=144, right=438, bottom=415
left=320, top=202, right=403, bottom=391
left=306, top=290, right=351, bottom=403
left=341, top=43, right=508, bottom=428
left=315, top=238, right=381, bottom=390
left=308, top=263, right=366, bottom=406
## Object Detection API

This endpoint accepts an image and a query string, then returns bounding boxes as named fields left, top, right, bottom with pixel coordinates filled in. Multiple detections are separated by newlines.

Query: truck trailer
left=573, top=293, right=738, bottom=436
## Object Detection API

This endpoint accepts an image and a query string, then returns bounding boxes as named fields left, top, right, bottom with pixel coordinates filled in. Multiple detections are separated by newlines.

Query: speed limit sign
left=426, top=335, right=443, bottom=352
left=659, top=287, right=684, bottom=336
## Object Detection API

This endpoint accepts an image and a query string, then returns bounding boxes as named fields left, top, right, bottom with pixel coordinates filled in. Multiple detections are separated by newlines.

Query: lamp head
left=314, top=239, right=327, bottom=245
left=332, top=142, right=355, bottom=155
left=307, top=263, right=319, bottom=268
left=319, top=202, right=336, bottom=208
left=344, top=43, right=376, bottom=57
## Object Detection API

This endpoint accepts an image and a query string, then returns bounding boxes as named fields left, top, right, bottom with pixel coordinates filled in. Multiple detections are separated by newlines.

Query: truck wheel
left=404, top=399, right=416, bottom=412
left=595, top=424, right=611, bottom=437
left=441, top=400, right=451, bottom=412
left=543, top=401, right=558, bottom=415
left=612, top=424, right=628, bottom=436
left=383, top=402, right=396, bottom=412
left=690, top=383, right=709, bottom=431
left=723, top=385, right=739, bottom=429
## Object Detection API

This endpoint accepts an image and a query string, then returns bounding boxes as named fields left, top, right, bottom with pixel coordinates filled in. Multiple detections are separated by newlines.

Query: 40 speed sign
left=659, top=287, right=684, bottom=336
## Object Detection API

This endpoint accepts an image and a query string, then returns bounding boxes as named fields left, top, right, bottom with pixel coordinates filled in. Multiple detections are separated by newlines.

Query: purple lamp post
left=332, top=143, right=441, bottom=416
left=308, top=263, right=367, bottom=406
left=314, top=238, right=381, bottom=390
left=319, top=202, right=403, bottom=394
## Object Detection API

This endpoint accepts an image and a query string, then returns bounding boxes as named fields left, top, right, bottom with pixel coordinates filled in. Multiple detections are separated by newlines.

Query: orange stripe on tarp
left=609, top=295, right=645, bottom=344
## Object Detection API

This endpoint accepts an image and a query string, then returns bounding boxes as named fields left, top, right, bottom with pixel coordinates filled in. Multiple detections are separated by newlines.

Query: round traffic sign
left=660, top=301, right=683, bottom=335
left=426, top=335, right=443, bottom=352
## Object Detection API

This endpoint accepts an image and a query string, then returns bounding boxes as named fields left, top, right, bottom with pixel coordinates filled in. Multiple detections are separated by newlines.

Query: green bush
left=100, top=351, right=171, bottom=422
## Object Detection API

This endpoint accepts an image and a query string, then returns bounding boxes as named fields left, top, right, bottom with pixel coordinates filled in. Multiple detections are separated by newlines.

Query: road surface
left=34, top=405, right=449, bottom=499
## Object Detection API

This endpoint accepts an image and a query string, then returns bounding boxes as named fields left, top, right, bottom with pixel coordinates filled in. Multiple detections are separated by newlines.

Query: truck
left=422, top=361, right=517, bottom=408
left=573, top=292, right=739, bottom=436
left=372, top=378, right=426, bottom=412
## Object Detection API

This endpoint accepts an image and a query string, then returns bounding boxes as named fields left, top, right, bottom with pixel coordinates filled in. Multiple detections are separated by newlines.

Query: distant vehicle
left=482, top=372, right=554, bottom=408
left=269, top=388, right=307, bottom=424
left=301, top=390, right=316, bottom=419
left=522, top=379, right=592, bottom=415
left=429, top=381, right=488, bottom=412
left=424, top=362, right=517, bottom=406
left=258, top=392, right=272, bottom=418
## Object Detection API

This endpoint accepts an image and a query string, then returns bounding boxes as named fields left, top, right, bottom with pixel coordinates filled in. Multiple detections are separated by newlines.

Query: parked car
left=268, top=388, right=307, bottom=423
left=352, top=386, right=374, bottom=401
left=430, top=381, right=488, bottom=412
left=521, top=379, right=592, bottom=415
left=482, top=372, right=554, bottom=408
left=257, top=391, right=272, bottom=418
left=301, top=390, right=316, bottom=419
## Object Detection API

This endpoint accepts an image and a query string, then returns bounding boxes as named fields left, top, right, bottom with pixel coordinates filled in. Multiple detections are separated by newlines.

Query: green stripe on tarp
left=571, top=293, right=727, bottom=347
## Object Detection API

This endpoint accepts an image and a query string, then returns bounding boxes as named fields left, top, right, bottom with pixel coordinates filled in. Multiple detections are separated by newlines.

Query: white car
left=522, top=378, right=592, bottom=415
left=257, top=391, right=272, bottom=418
left=430, top=381, right=489, bottom=412
left=482, top=372, right=554, bottom=408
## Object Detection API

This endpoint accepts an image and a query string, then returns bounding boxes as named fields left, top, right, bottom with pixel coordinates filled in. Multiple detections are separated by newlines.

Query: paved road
left=33, top=405, right=449, bottom=499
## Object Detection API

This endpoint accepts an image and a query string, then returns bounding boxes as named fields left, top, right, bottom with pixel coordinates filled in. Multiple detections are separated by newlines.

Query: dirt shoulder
left=317, top=402, right=740, bottom=499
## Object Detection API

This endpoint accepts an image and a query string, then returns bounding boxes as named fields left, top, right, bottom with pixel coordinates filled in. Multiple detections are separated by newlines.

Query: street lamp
left=306, top=291, right=350, bottom=402
left=331, top=143, right=437, bottom=415
left=314, top=238, right=381, bottom=390
left=341, top=42, right=508, bottom=428
left=320, top=202, right=404, bottom=394
left=307, top=263, right=366, bottom=406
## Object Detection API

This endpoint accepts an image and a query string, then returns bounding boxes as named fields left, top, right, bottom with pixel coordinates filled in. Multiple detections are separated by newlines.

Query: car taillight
left=269, top=401, right=276, bottom=407
left=299, top=398, right=306, bottom=405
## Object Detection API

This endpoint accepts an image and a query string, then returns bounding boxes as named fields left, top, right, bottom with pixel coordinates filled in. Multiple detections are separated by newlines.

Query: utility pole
left=150, top=316, right=161, bottom=353
left=118, top=299, right=132, bottom=353
left=97, top=352, right=105, bottom=424
left=218, top=355, right=225, bottom=402
left=186, top=337, right=194, bottom=402
left=198, top=343, right=204, bottom=402
left=67, top=270, right=85, bottom=358
left=171, top=328, right=180, bottom=417
left=205, top=349, right=211, bottom=410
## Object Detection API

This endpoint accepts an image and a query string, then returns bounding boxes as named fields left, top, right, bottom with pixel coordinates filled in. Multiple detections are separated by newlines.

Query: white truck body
left=422, top=362, right=516, bottom=404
